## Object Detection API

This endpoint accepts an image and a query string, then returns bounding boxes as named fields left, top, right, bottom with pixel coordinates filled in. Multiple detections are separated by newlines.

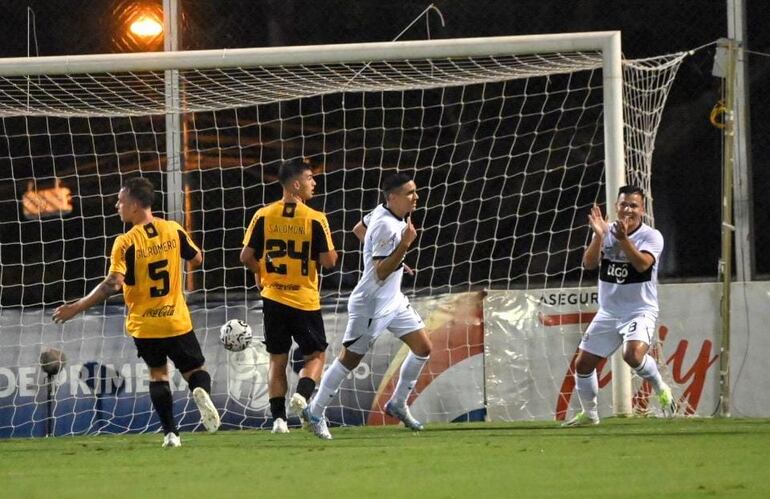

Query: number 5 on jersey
left=148, top=259, right=170, bottom=297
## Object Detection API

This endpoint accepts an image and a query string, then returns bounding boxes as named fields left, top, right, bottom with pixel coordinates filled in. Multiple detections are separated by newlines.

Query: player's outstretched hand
left=52, top=302, right=79, bottom=324
left=588, top=204, right=609, bottom=238
left=403, top=263, right=415, bottom=275
left=402, top=218, right=418, bottom=247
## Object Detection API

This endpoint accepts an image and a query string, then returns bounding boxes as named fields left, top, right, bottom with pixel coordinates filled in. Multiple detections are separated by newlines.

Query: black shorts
left=262, top=297, right=328, bottom=355
left=133, top=330, right=205, bottom=373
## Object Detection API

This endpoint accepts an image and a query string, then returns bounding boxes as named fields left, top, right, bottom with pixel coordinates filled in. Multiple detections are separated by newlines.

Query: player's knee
left=623, top=350, right=643, bottom=368
left=149, top=366, right=170, bottom=382
left=574, top=353, right=599, bottom=375
left=413, top=343, right=431, bottom=358
left=574, top=362, right=594, bottom=376
left=304, top=350, right=324, bottom=362
left=339, top=349, right=364, bottom=370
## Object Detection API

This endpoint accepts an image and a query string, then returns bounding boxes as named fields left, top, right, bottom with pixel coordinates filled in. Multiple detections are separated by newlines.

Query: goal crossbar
left=0, top=31, right=621, bottom=76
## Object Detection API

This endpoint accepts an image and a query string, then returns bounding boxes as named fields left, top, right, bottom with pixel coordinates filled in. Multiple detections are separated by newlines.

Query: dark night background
left=0, top=0, right=768, bottom=306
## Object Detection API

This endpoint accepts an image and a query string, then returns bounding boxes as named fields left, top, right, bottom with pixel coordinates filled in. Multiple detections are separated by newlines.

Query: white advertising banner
left=484, top=282, right=770, bottom=421
left=2, top=283, right=768, bottom=437
left=0, top=291, right=487, bottom=437
left=727, top=282, right=770, bottom=417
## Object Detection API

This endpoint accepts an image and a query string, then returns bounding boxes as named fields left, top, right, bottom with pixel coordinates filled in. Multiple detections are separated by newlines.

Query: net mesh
left=0, top=47, right=686, bottom=435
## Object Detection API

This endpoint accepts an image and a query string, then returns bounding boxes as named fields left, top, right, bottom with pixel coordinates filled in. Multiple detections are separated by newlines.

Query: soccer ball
left=219, top=319, right=253, bottom=352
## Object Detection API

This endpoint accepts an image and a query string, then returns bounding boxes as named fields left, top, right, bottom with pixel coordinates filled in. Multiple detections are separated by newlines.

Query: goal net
left=0, top=33, right=686, bottom=436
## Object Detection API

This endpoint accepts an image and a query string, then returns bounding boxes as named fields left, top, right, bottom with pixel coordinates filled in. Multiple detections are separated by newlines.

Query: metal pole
left=726, top=0, right=754, bottom=282
left=163, top=0, right=183, bottom=223
left=719, top=38, right=737, bottom=418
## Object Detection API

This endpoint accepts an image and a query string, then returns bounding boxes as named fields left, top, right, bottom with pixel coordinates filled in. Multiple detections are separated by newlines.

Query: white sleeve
left=638, top=229, right=664, bottom=263
left=368, top=220, right=397, bottom=259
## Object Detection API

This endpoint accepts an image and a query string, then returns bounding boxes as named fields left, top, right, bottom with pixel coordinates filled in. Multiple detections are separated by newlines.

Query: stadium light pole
left=122, top=1, right=188, bottom=281
left=162, top=0, right=183, bottom=226
left=161, top=0, right=193, bottom=292
left=726, top=0, right=753, bottom=282
left=119, top=2, right=185, bottom=226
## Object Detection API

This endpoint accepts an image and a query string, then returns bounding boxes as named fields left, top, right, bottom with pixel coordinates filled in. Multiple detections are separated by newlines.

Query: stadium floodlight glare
left=111, top=1, right=164, bottom=51
left=129, top=16, right=163, bottom=38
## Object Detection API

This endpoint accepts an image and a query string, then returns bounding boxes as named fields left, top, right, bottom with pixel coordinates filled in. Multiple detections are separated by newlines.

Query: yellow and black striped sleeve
left=310, top=214, right=334, bottom=259
left=243, top=212, right=265, bottom=259
left=173, top=222, right=201, bottom=260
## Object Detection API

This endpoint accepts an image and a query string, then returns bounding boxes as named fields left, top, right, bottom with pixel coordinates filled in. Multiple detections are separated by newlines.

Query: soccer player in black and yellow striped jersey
left=240, top=159, right=337, bottom=433
left=53, top=177, right=220, bottom=447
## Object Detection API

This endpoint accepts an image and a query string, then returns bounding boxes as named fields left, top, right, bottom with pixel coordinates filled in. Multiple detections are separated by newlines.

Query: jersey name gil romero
left=243, top=201, right=335, bottom=311
left=597, top=222, right=664, bottom=318
left=109, top=218, right=200, bottom=338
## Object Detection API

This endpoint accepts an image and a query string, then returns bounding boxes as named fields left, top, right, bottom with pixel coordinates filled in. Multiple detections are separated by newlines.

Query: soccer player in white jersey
left=563, top=185, right=676, bottom=426
left=302, top=173, right=432, bottom=439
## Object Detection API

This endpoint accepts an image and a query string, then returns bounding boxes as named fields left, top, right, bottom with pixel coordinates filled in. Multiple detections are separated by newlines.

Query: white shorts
left=342, top=301, right=425, bottom=356
left=578, top=312, right=657, bottom=359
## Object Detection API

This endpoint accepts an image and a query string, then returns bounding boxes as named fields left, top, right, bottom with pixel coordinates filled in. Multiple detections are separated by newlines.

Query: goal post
left=0, top=32, right=686, bottom=436
left=598, top=33, right=634, bottom=417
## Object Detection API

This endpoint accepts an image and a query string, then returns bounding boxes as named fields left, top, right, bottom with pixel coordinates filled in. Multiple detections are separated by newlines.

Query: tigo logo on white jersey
left=605, top=262, right=629, bottom=283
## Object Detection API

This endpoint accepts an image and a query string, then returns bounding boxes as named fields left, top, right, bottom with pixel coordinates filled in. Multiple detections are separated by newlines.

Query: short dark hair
left=277, top=159, right=311, bottom=186
left=617, top=184, right=645, bottom=200
left=122, top=177, right=155, bottom=208
left=381, top=172, right=412, bottom=196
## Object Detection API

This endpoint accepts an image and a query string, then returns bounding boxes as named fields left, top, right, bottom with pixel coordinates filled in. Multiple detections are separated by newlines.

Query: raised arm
left=583, top=204, right=608, bottom=270
left=375, top=218, right=417, bottom=281
left=611, top=217, right=655, bottom=273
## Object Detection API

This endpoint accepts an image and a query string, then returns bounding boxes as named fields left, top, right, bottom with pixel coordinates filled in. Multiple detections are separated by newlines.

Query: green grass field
left=1, top=418, right=769, bottom=498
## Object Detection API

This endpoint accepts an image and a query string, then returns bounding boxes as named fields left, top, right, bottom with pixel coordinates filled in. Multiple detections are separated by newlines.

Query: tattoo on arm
left=97, top=274, right=121, bottom=299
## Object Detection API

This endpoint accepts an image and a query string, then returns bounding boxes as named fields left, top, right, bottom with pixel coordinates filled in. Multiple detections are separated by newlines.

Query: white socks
left=308, top=359, right=350, bottom=418
left=389, top=352, right=430, bottom=407
left=633, top=354, right=665, bottom=393
left=309, top=352, right=429, bottom=417
left=575, top=370, right=599, bottom=420
left=574, top=355, right=664, bottom=420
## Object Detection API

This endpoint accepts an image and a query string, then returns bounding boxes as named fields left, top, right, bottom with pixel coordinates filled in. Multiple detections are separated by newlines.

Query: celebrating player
left=563, top=185, right=676, bottom=426
left=303, top=172, right=431, bottom=440
left=240, top=159, right=337, bottom=434
left=53, top=177, right=220, bottom=447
